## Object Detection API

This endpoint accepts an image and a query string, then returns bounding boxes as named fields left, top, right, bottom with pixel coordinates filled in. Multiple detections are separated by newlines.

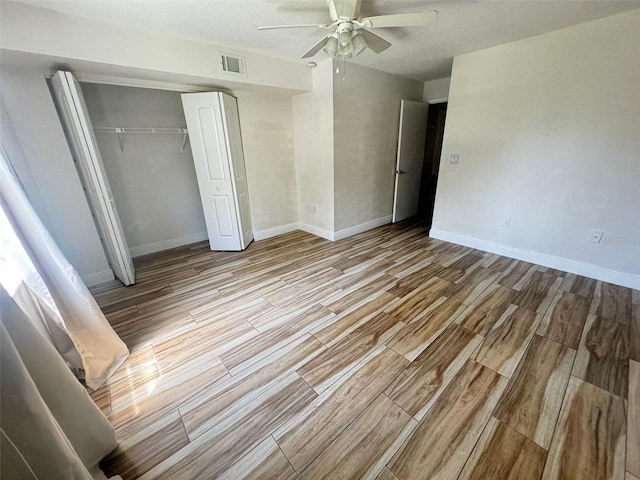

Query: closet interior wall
left=81, top=83, right=206, bottom=257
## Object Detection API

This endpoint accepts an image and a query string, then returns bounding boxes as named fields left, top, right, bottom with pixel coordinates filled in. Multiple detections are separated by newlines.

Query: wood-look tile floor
left=89, top=223, right=639, bottom=480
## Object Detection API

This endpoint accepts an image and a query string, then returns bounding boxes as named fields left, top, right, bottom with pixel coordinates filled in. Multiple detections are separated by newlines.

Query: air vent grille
left=220, top=54, right=246, bottom=76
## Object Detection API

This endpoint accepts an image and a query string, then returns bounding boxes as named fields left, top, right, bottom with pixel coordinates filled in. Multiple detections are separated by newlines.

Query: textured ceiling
left=16, top=0, right=640, bottom=80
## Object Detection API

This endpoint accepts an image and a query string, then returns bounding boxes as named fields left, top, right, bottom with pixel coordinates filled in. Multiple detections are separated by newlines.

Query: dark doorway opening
left=417, top=102, right=447, bottom=226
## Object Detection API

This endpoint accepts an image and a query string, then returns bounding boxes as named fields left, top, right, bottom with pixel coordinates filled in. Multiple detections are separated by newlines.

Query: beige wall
left=432, top=9, right=640, bottom=287
left=292, top=61, right=335, bottom=236
left=333, top=62, right=423, bottom=232
left=423, top=77, right=450, bottom=103
left=236, top=91, right=298, bottom=234
left=292, top=60, right=424, bottom=237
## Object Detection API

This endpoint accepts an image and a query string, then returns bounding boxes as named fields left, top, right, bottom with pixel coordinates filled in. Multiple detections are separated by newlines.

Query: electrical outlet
left=504, top=217, right=512, bottom=227
left=312, top=204, right=318, bottom=214
left=589, top=230, right=604, bottom=244
left=449, top=154, right=460, bottom=164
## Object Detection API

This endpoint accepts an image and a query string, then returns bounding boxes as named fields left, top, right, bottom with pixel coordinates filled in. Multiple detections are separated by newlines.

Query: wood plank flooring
left=89, top=222, right=638, bottom=480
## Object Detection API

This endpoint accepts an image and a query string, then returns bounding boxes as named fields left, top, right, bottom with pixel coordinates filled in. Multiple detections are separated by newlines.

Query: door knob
left=396, top=169, right=406, bottom=175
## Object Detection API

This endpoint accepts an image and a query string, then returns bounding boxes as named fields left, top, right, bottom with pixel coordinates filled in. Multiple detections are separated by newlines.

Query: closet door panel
left=212, top=196, right=235, bottom=238
left=51, top=71, right=135, bottom=286
left=198, top=106, right=227, bottom=181
left=182, top=93, right=247, bottom=251
left=220, top=93, right=254, bottom=249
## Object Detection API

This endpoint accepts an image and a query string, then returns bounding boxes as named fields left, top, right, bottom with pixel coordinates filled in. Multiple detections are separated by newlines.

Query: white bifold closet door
left=182, top=92, right=253, bottom=251
left=51, top=71, right=135, bottom=286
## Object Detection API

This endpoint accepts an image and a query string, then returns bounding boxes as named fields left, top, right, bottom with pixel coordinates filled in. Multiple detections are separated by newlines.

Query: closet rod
left=93, top=127, right=189, bottom=152
left=93, top=127, right=188, bottom=134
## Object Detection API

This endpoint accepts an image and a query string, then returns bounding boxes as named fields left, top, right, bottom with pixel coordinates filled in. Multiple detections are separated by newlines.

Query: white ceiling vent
left=220, top=53, right=247, bottom=76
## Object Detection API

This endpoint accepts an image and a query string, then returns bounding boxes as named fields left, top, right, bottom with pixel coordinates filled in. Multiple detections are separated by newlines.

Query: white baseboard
left=129, top=232, right=208, bottom=257
left=81, top=269, right=115, bottom=287
left=254, top=223, right=299, bottom=241
left=268, top=217, right=392, bottom=243
left=429, top=229, right=640, bottom=290
left=298, top=222, right=335, bottom=241
left=334, top=216, right=392, bottom=241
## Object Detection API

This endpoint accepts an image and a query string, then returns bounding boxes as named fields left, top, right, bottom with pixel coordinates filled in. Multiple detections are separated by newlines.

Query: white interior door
left=51, top=71, right=135, bottom=286
left=392, top=100, right=430, bottom=223
left=182, top=92, right=253, bottom=251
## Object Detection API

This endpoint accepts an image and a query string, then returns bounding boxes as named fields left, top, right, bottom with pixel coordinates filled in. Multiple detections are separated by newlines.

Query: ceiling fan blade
left=333, top=0, right=362, bottom=19
left=359, top=29, right=391, bottom=54
left=301, top=35, right=331, bottom=59
left=327, top=0, right=338, bottom=21
left=258, top=24, right=327, bottom=30
left=360, top=10, right=438, bottom=28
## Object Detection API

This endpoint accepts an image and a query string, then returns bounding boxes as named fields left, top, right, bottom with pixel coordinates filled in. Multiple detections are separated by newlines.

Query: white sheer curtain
left=1, top=287, right=122, bottom=480
left=0, top=149, right=129, bottom=389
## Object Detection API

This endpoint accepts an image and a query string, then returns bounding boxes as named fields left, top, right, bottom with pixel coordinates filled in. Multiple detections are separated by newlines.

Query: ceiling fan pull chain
left=334, top=57, right=347, bottom=79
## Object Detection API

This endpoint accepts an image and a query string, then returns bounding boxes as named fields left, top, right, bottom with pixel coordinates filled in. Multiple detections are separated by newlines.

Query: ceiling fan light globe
left=351, top=31, right=367, bottom=55
left=338, top=31, right=353, bottom=53
left=339, top=43, right=353, bottom=56
left=338, top=30, right=351, bottom=44
left=323, top=36, right=339, bottom=57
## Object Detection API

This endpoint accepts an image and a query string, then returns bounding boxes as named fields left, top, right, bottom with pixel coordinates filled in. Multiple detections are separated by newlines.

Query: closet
left=51, top=71, right=253, bottom=286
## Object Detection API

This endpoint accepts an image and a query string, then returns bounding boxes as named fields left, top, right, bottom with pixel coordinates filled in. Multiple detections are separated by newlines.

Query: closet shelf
left=93, top=127, right=189, bottom=152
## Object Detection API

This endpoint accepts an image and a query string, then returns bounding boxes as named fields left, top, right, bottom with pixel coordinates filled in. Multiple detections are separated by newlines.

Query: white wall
left=333, top=62, right=424, bottom=233
left=423, top=77, right=450, bottom=103
left=432, top=9, right=640, bottom=288
left=82, top=83, right=207, bottom=256
left=0, top=66, right=113, bottom=285
left=236, top=92, right=298, bottom=237
left=292, top=61, right=335, bottom=237
left=1, top=1, right=311, bottom=94
left=1, top=102, right=48, bottom=223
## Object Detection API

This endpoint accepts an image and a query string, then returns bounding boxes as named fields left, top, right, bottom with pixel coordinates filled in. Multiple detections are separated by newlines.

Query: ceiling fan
left=258, top=0, right=438, bottom=59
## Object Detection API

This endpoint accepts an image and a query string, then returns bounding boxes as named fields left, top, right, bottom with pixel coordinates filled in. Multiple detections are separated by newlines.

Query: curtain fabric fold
left=1, top=288, right=121, bottom=480
left=0, top=150, right=129, bottom=389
